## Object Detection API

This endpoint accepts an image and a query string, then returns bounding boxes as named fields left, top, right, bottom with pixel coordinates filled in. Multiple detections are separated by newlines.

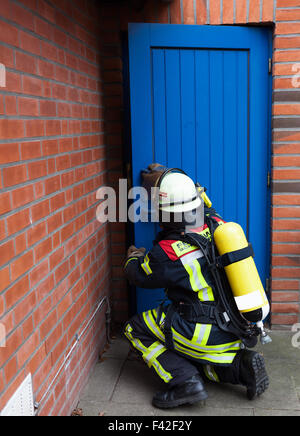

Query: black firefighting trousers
left=124, top=305, right=244, bottom=387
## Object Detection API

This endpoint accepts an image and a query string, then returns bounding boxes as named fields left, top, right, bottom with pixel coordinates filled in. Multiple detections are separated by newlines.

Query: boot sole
left=247, top=353, right=269, bottom=400
left=152, top=390, right=208, bottom=409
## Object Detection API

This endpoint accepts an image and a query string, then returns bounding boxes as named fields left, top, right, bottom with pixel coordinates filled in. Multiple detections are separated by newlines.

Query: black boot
left=239, top=350, right=269, bottom=400
left=152, top=374, right=208, bottom=409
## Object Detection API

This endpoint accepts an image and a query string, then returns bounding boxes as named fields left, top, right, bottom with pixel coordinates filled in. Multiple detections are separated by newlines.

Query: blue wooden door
left=128, top=24, right=272, bottom=314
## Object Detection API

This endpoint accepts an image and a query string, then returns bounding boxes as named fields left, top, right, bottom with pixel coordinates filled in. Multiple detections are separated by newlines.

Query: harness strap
left=216, top=244, right=254, bottom=268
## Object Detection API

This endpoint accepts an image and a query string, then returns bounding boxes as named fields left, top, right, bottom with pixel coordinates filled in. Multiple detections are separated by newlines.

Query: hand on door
left=127, top=245, right=146, bottom=259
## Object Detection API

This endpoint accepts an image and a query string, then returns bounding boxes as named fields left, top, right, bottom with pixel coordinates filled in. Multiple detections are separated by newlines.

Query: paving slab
left=78, top=330, right=300, bottom=417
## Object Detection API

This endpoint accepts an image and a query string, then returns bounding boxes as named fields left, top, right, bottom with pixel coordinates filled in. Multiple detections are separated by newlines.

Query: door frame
left=127, top=23, right=273, bottom=314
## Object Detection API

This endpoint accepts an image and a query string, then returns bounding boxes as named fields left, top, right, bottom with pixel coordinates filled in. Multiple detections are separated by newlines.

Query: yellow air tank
left=214, top=222, right=270, bottom=324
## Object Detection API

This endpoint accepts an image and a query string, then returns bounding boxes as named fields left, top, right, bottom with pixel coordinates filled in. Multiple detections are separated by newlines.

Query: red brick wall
left=1, top=0, right=300, bottom=417
left=100, top=0, right=300, bottom=329
left=0, top=0, right=110, bottom=416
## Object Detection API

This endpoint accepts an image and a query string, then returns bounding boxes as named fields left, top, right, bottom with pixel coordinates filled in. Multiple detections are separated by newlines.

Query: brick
left=42, top=139, right=59, bottom=156
left=38, top=0, right=55, bottom=23
left=17, top=331, right=40, bottom=368
left=5, top=96, right=17, bottom=116
left=0, top=45, right=14, bottom=68
left=15, top=51, right=37, bottom=75
left=26, top=119, right=45, bottom=137
left=272, top=267, right=300, bottom=278
left=34, top=16, right=53, bottom=40
left=4, top=356, right=17, bottom=384
left=23, top=76, right=43, bottom=96
left=273, top=104, right=300, bottom=115
left=272, top=292, right=299, bottom=304
left=0, top=192, right=11, bottom=216
left=19, top=97, right=39, bottom=116
left=34, top=237, right=52, bottom=263
left=27, top=221, right=47, bottom=246
left=2, top=164, right=27, bottom=187
left=222, top=0, right=234, bottom=23
left=45, top=120, right=61, bottom=136
left=41, top=41, right=58, bottom=62
left=272, top=302, right=300, bottom=313
left=11, top=185, right=35, bottom=209
left=11, top=3, right=35, bottom=31
left=0, top=266, right=10, bottom=292
left=5, top=275, right=29, bottom=310
left=40, top=100, right=57, bottom=117
left=235, top=0, right=247, bottom=23
left=182, top=0, right=194, bottom=24
left=273, top=207, right=300, bottom=218
left=275, top=36, right=300, bottom=50
left=31, top=199, right=50, bottom=222
left=170, top=0, right=181, bottom=24
left=21, top=141, right=41, bottom=160
left=248, top=0, right=260, bottom=22
left=38, top=59, right=55, bottom=80
left=0, top=19, right=19, bottom=46
left=276, top=22, right=300, bottom=35
left=0, top=218, right=6, bottom=241
left=7, top=209, right=31, bottom=236
left=0, top=143, right=19, bottom=165
left=44, top=175, right=61, bottom=195
left=0, top=120, right=24, bottom=139
left=273, top=155, right=300, bottom=167
left=55, top=65, right=69, bottom=83
left=277, top=0, right=300, bottom=6
left=19, top=30, right=41, bottom=55
left=28, top=160, right=47, bottom=180
left=262, top=0, right=274, bottom=22
left=273, top=231, right=300, bottom=242
left=273, top=244, right=300, bottom=255
left=11, top=250, right=34, bottom=281
left=47, top=212, right=63, bottom=233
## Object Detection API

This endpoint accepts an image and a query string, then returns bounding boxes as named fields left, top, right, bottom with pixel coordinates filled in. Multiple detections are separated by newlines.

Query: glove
left=127, top=245, right=146, bottom=258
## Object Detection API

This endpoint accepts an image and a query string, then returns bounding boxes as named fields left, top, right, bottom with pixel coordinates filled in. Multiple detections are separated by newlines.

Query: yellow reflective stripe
left=192, top=324, right=212, bottom=346
left=141, top=254, right=152, bottom=276
left=143, top=310, right=165, bottom=341
left=143, top=341, right=173, bottom=383
left=174, top=342, right=237, bottom=364
left=183, top=259, right=214, bottom=302
left=124, top=257, right=138, bottom=269
left=184, top=263, right=199, bottom=292
left=172, top=326, right=241, bottom=353
left=144, top=341, right=165, bottom=367
left=124, top=324, right=148, bottom=354
left=193, top=260, right=214, bottom=302
left=204, top=365, right=220, bottom=383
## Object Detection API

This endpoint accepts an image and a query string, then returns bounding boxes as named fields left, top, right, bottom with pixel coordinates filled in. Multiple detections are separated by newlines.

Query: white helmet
left=155, top=169, right=203, bottom=230
left=158, top=171, right=201, bottom=213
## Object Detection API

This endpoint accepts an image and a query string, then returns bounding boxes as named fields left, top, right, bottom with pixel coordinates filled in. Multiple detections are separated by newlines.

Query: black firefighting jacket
left=124, top=208, right=224, bottom=307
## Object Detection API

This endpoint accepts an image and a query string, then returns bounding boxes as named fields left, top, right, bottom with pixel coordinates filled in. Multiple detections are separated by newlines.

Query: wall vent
left=1, top=373, right=34, bottom=416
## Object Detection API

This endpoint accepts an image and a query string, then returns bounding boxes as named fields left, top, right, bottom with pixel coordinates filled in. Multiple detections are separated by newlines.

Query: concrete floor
left=78, top=330, right=300, bottom=416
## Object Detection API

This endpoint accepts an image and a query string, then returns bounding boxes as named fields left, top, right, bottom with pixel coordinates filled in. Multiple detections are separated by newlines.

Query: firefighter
left=123, top=169, right=269, bottom=409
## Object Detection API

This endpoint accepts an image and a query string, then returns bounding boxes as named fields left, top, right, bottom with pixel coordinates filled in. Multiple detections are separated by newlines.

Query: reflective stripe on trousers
left=143, top=309, right=241, bottom=364
left=124, top=323, right=173, bottom=383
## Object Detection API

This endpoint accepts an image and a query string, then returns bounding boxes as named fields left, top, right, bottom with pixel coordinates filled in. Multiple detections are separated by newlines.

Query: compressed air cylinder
left=214, top=222, right=270, bottom=323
